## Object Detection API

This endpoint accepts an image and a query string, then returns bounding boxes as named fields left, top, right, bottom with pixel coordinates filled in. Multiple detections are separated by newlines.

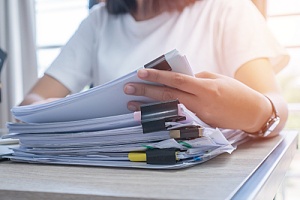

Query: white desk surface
left=0, top=130, right=298, bottom=200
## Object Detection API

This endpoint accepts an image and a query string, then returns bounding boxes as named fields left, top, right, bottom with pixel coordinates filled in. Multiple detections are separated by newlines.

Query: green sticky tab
left=142, top=145, right=154, bottom=149
left=179, top=141, right=192, bottom=148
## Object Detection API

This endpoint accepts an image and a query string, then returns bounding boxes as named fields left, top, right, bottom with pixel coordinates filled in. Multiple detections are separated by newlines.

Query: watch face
left=264, top=117, right=280, bottom=137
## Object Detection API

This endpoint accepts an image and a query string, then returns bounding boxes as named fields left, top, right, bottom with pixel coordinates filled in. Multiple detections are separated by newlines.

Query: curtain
left=0, top=0, right=38, bottom=130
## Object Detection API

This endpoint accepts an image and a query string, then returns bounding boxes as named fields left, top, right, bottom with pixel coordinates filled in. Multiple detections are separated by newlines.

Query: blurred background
left=0, top=0, right=299, bottom=199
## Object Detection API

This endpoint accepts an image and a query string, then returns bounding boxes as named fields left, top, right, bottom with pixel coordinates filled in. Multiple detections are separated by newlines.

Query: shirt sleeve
left=215, top=0, right=290, bottom=77
left=45, top=5, right=102, bottom=93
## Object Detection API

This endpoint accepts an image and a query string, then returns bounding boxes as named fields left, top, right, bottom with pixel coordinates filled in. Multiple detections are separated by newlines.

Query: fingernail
left=124, top=85, right=136, bottom=94
left=138, top=69, right=148, bottom=78
left=128, top=105, right=137, bottom=111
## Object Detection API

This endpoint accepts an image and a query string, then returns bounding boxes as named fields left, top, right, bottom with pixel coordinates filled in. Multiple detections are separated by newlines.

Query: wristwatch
left=248, top=96, right=280, bottom=137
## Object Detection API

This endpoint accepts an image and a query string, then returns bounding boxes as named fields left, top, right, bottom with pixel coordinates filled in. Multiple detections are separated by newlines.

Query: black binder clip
left=169, top=125, right=203, bottom=140
left=144, top=54, right=172, bottom=71
left=140, top=99, right=186, bottom=133
left=146, top=148, right=177, bottom=165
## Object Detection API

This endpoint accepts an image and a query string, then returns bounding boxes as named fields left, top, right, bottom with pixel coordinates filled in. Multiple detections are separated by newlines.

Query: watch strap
left=248, top=96, right=280, bottom=137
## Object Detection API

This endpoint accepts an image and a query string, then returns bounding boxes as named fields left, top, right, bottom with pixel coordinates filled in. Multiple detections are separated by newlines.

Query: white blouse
left=46, top=0, right=289, bottom=93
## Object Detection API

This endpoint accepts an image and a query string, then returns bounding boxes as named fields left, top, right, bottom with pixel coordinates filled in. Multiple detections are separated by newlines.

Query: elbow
left=278, top=100, right=289, bottom=132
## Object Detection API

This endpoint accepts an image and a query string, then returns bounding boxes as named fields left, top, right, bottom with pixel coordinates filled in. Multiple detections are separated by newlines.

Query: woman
left=21, top=0, right=289, bottom=137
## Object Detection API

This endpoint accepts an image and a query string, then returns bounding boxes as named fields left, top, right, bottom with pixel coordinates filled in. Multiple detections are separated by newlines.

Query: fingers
left=195, top=71, right=219, bottom=79
left=127, top=101, right=143, bottom=111
left=136, top=69, right=204, bottom=95
left=124, top=83, right=192, bottom=101
left=124, top=83, right=174, bottom=111
left=123, top=69, right=220, bottom=112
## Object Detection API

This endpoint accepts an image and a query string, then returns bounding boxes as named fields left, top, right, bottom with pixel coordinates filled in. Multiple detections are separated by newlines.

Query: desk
left=0, top=131, right=298, bottom=200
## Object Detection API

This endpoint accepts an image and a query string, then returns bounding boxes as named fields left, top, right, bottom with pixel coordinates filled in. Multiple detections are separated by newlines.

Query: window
left=266, top=0, right=300, bottom=129
left=35, top=0, right=89, bottom=77
left=267, top=1, right=300, bottom=199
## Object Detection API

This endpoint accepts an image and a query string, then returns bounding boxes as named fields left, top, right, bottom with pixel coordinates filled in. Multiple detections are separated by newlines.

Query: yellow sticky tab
left=128, top=152, right=147, bottom=162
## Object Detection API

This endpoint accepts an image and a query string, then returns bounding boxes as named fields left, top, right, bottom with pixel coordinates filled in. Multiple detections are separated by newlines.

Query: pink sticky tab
left=134, top=111, right=141, bottom=121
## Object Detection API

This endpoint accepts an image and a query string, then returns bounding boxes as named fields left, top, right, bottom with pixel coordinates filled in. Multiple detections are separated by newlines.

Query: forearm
left=241, top=92, right=288, bottom=137
left=19, top=74, right=70, bottom=106
left=256, top=93, right=288, bottom=137
left=235, top=58, right=289, bottom=137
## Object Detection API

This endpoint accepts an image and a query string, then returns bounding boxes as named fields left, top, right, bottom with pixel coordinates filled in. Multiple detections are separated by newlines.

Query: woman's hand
left=124, top=68, right=272, bottom=132
left=31, top=98, right=61, bottom=105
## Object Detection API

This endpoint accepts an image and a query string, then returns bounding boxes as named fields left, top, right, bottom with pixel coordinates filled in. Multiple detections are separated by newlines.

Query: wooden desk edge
left=230, top=130, right=299, bottom=200
left=0, top=190, right=131, bottom=200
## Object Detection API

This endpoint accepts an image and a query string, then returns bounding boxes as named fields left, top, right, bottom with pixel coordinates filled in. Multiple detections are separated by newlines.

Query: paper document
left=4, top=49, right=250, bottom=169
left=5, top=104, right=248, bottom=169
left=12, top=49, right=194, bottom=123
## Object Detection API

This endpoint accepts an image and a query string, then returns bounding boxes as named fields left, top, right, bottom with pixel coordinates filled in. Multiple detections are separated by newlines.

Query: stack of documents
left=3, top=50, right=249, bottom=169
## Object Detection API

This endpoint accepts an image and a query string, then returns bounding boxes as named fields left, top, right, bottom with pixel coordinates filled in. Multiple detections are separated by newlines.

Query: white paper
left=4, top=49, right=250, bottom=169
left=12, top=49, right=194, bottom=123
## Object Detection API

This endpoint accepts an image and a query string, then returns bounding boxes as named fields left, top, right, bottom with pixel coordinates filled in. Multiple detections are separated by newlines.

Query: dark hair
left=106, top=0, right=195, bottom=15
left=106, top=0, right=136, bottom=14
